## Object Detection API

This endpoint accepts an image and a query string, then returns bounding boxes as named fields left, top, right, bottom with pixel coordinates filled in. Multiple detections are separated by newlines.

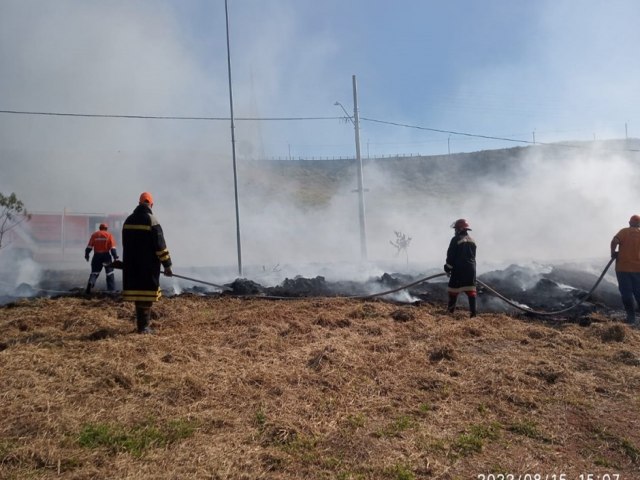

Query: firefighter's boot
left=135, top=307, right=152, bottom=334
left=447, top=295, right=457, bottom=314
left=85, top=272, right=98, bottom=294
left=469, top=296, right=477, bottom=318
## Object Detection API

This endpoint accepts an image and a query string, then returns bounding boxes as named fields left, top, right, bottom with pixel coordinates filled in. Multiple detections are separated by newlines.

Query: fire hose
left=104, top=258, right=615, bottom=316
left=353, top=257, right=614, bottom=316
left=106, top=262, right=232, bottom=292
left=476, top=257, right=615, bottom=316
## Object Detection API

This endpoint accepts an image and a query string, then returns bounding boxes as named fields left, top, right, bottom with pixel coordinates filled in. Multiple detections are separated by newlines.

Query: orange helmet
left=99, top=223, right=108, bottom=230
left=139, top=191, right=154, bottom=205
left=630, top=215, right=640, bottom=227
left=451, top=218, right=471, bottom=230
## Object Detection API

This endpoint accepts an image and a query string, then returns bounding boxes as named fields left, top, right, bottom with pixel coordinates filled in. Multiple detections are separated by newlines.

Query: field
left=1, top=293, right=640, bottom=479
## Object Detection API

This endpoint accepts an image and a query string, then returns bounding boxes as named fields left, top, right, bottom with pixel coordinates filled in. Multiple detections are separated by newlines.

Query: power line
left=1, top=108, right=638, bottom=153
left=0, top=109, right=341, bottom=121
left=360, top=116, right=640, bottom=152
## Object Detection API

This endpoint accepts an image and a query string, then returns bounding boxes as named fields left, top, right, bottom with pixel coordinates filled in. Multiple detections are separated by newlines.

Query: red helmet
left=630, top=215, right=640, bottom=227
left=451, top=218, right=471, bottom=230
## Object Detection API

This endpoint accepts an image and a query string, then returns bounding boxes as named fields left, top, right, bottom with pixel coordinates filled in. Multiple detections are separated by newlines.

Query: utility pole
left=352, top=75, right=368, bottom=262
left=225, top=0, right=242, bottom=276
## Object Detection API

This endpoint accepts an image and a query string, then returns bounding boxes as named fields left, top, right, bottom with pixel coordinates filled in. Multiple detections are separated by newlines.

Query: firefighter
left=444, top=218, right=477, bottom=317
left=122, top=192, right=173, bottom=334
left=84, top=223, right=118, bottom=294
left=610, top=214, right=640, bottom=326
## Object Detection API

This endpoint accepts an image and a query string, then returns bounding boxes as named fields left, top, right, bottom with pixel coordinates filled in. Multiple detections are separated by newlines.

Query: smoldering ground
left=0, top=141, right=636, bottom=320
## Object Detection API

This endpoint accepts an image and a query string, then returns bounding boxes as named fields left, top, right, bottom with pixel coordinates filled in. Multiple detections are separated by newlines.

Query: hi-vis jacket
left=445, top=231, right=477, bottom=293
left=613, top=226, right=640, bottom=272
left=86, top=230, right=117, bottom=257
left=122, top=204, right=172, bottom=302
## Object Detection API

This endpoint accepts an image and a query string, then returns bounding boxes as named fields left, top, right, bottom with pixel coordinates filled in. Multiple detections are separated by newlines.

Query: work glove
left=164, top=267, right=173, bottom=277
left=85, top=254, right=90, bottom=262
left=110, top=259, right=123, bottom=269
left=611, top=251, right=618, bottom=259
left=443, top=264, right=453, bottom=274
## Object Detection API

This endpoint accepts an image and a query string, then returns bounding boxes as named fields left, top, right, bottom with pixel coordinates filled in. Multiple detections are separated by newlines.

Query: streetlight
left=335, top=75, right=368, bottom=262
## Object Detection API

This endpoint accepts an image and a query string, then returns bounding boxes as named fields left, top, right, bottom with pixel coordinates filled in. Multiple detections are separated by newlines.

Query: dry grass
left=1, top=295, right=640, bottom=479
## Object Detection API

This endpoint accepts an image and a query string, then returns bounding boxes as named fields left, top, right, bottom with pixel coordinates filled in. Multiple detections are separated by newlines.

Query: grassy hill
left=241, top=139, right=640, bottom=209
left=1, top=294, right=639, bottom=478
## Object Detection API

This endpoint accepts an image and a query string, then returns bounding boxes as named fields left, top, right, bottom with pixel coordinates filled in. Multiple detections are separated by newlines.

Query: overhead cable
left=360, top=117, right=640, bottom=153
left=1, top=108, right=638, bottom=153
left=0, top=109, right=341, bottom=121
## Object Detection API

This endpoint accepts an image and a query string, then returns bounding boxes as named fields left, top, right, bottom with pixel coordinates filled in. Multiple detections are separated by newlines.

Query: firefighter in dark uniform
left=444, top=218, right=477, bottom=317
left=122, top=192, right=173, bottom=334
left=85, top=223, right=118, bottom=294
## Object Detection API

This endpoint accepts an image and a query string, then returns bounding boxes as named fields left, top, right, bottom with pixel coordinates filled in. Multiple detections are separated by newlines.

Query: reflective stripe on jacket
left=122, top=204, right=172, bottom=302
left=87, top=230, right=116, bottom=253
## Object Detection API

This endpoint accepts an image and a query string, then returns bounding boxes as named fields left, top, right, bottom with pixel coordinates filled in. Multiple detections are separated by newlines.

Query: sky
left=1, top=0, right=640, bottom=276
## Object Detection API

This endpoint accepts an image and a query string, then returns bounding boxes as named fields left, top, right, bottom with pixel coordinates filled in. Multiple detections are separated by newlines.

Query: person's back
left=611, top=214, right=640, bottom=326
left=122, top=192, right=172, bottom=333
left=444, top=219, right=477, bottom=317
left=84, top=223, right=118, bottom=293
left=614, top=226, right=640, bottom=272
left=122, top=203, right=162, bottom=297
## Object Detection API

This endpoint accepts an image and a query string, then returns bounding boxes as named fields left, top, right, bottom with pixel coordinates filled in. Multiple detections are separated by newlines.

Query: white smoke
left=1, top=1, right=640, bottom=287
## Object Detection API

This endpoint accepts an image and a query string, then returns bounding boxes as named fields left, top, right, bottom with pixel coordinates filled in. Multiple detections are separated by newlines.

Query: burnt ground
left=1, top=261, right=625, bottom=322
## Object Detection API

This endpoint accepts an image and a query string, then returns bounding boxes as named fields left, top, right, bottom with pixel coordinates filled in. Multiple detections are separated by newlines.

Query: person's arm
left=85, top=233, right=94, bottom=261
left=108, top=233, right=118, bottom=260
left=152, top=222, right=173, bottom=275
left=611, top=236, right=620, bottom=258
left=444, top=237, right=456, bottom=273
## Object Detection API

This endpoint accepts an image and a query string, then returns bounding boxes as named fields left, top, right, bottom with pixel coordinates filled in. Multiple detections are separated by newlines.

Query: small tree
left=390, top=230, right=412, bottom=268
left=0, top=192, right=30, bottom=250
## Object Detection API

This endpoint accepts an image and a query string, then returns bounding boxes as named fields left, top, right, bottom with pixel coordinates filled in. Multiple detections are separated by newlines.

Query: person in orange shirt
left=610, top=214, right=640, bottom=326
left=85, top=223, right=119, bottom=294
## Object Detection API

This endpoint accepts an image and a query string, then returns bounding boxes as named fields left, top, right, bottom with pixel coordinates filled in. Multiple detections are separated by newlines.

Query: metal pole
left=225, top=0, right=242, bottom=276
left=352, top=75, right=368, bottom=261
left=61, top=207, right=66, bottom=259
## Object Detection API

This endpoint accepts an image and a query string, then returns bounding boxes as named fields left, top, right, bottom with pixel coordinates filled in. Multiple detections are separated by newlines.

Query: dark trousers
left=88, top=252, right=115, bottom=291
left=616, top=271, right=640, bottom=323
